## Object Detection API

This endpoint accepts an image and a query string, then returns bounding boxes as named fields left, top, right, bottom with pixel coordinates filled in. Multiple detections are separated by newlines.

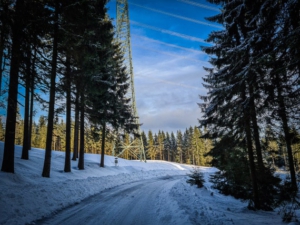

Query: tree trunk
left=28, top=39, right=37, bottom=150
left=28, top=72, right=34, bottom=150
left=248, top=82, right=264, bottom=171
left=242, top=88, right=260, bottom=209
left=42, top=0, right=59, bottom=177
left=100, top=122, right=106, bottom=167
left=78, top=92, right=85, bottom=170
left=64, top=54, right=71, bottom=172
left=21, top=49, right=31, bottom=160
left=0, top=2, right=9, bottom=94
left=1, top=0, right=24, bottom=173
left=276, top=81, right=297, bottom=190
left=0, top=37, right=4, bottom=94
left=72, top=91, right=79, bottom=161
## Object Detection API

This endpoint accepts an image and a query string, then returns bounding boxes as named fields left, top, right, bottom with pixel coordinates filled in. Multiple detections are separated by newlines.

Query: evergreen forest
left=0, top=0, right=139, bottom=176
left=199, top=0, right=300, bottom=211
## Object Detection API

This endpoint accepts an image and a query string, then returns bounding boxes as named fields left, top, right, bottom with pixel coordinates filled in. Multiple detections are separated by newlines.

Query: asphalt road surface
left=35, top=175, right=186, bottom=225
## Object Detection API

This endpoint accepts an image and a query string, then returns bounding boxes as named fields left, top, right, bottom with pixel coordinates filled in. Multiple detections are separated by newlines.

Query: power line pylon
left=115, top=0, right=146, bottom=162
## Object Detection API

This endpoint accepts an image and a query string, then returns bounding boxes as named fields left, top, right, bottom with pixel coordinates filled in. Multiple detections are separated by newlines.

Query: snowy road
left=35, top=175, right=189, bottom=225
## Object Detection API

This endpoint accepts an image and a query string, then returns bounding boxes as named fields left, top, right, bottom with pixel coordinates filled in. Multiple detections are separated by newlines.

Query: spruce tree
left=42, top=0, right=60, bottom=178
left=1, top=0, right=25, bottom=173
left=176, top=131, right=183, bottom=163
left=164, top=132, right=171, bottom=161
left=147, top=130, right=155, bottom=160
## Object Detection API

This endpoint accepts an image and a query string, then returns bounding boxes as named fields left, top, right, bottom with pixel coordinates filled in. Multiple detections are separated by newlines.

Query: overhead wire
left=135, top=73, right=203, bottom=91
left=129, top=2, right=222, bottom=29
left=177, top=0, right=220, bottom=12
left=132, top=34, right=206, bottom=54
left=131, top=20, right=207, bottom=44
left=132, top=43, right=207, bottom=64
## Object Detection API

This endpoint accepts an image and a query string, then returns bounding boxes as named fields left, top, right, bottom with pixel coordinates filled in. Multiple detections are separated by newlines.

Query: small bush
left=186, top=167, right=205, bottom=188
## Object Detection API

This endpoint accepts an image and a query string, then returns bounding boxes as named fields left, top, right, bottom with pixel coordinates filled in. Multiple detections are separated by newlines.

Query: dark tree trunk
left=28, top=43, right=37, bottom=150
left=0, top=2, right=9, bottom=94
left=21, top=49, right=31, bottom=160
left=276, top=79, right=297, bottom=190
left=42, top=0, right=59, bottom=177
left=78, top=92, right=85, bottom=170
left=1, top=0, right=24, bottom=173
left=0, top=37, right=4, bottom=93
left=242, top=88, right=260, bottom=209
left=248, top=83, right=264, bottom=171
left=245, top=116, right=260, bottom=209
left=72, top=91, right=79, bottom=161
left=64, top=54, right=71, bottom=172
left=100, top=122, right=106, bottom=167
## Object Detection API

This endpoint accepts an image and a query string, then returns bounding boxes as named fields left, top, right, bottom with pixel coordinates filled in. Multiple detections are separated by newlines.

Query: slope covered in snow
left=0, top=142, right=293, bottom=225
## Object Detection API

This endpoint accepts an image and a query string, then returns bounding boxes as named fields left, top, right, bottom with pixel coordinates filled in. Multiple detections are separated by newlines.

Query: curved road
left=36, top=175, right=187, bottom=225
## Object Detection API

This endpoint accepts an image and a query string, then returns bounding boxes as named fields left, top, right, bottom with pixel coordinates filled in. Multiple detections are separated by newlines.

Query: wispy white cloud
left=131, top=39, right=207, bottom=133
left=139, top=106, right=202, bottom=134
left=135, top=74, right=204, bottom=91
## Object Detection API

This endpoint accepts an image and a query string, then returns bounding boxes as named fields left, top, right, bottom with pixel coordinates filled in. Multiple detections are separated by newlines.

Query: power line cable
left=129, top=2, right=222, bottom=29
left=178, top=0, right=220, bottom=12
left=132, top=34, right=205, bottom=55
left=131, top=20, right=207, bottom=44
left=132, top=43, right=207, bottom=64
left=135, top=73, right=203, bottom=91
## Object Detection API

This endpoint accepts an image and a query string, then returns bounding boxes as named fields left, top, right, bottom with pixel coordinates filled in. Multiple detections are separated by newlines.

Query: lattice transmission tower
left=114, top=0, right=146, bottom=161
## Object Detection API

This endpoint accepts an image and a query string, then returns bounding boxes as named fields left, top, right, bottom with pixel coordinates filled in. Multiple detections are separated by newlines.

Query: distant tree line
left=0, top=0, right=137, bottom=177
left=199, top=0, right=300, bottom=210
left=0, top=113, right=213, bottom=166
left=141, top=127, right=212, bottom=166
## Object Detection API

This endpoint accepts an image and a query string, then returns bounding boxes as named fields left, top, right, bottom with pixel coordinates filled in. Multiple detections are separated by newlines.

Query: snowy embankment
left=0, top=142, right=193, bottom=225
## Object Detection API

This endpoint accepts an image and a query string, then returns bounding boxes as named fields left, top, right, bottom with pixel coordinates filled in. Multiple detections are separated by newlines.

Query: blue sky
left=0, top=0, right=221, bottom=135
left=107, top=0, right=221, bottom=134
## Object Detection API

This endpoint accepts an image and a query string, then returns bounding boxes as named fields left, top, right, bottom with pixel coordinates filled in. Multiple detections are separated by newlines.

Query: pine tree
left=186, top=167, right=205, bottom=188
left=42, top=0, right=60, bottom=178
left=200, top=0, right=263, bottom=209
left=141, top=131, right=148, bottom=156
left=193, top=126, right=204, bottom=166
left=37, top=116, right=47, bottom=149
left=176, top=131, right=183, bottom=163
left=157, top=131, right=164, bottom=160
left=170, top=132, right=176, bottom=162
left=1, top=0, right=25, bottom=173
left=200, top=0, right=287, bottom=209
left=147, top=130, right=155, bottom=160
left=20, top=0, right=47, bottom=160
left=164, top=132, right=171, bottom=161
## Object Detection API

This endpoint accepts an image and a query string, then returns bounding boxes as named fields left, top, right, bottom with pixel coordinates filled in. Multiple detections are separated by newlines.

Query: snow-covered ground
left=0, top=142, right=296, bottom=225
